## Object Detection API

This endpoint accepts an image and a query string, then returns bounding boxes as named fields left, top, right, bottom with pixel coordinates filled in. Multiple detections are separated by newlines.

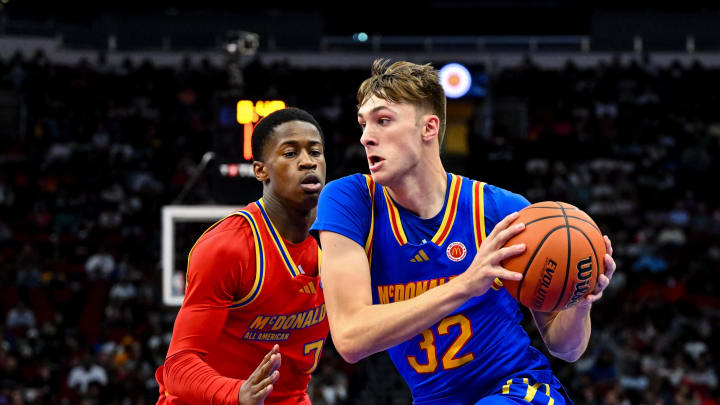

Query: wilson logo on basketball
left=446, top=242, right=467, bottom=262
left=566, top=256, right=593, bottom=308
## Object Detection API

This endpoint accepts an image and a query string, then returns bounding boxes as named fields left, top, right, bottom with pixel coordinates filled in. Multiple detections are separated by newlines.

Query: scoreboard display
left=235, top=100, right=287, bottom=160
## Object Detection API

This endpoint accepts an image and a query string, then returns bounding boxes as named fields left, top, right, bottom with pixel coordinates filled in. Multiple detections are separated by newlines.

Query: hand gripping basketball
left=458, top=211, right=526, bottom=298
left=501, top=202, right=608, bottom=312
left=581, top=235, right=616, bottom=308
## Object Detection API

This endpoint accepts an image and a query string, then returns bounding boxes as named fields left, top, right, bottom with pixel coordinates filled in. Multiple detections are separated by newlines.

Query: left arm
left=532, top=236, right=616, bottom=362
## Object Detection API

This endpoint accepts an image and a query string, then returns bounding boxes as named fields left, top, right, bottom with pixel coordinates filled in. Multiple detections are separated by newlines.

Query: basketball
left=501, top=201, right=606, bottom=312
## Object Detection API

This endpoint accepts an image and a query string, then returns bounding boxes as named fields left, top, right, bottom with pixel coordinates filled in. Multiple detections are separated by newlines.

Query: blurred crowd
left=0, top=49, right=718, bottom=405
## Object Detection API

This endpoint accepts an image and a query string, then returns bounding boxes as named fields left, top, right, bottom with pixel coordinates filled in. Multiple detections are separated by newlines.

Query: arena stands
left=0, top=49, right=718, bottom=404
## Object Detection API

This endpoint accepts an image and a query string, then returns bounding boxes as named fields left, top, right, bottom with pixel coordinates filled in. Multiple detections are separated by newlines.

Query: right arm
left=319, top=212, right=526, bottom=363
left=162, top=221, right=280, bottom=405
left=163, top=347, right=280, bottom=405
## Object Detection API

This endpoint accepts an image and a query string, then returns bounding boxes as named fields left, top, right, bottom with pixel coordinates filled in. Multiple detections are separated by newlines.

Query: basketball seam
left=566, top=225, right=602, bottom=309
left=515, top=225, right=568, bottom=305
left=551, top=201, right=571, bottom=312
left=524, top=215, right=600, bottom=232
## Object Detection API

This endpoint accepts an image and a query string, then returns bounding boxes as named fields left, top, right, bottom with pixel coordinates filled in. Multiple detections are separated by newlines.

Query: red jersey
left=156, top=199, right=328, bottom=405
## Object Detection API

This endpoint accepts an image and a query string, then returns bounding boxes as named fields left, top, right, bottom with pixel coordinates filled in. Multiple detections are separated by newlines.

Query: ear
left=253, top=161, right=269, bottom=182
left=420, top=114, right=440, bottom=143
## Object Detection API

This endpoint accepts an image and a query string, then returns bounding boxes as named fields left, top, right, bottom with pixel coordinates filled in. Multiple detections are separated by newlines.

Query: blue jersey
left=312, top=173, right=570, bottom=404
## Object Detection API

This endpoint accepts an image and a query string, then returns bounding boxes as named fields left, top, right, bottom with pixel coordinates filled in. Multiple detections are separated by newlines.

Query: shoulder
left=312, top=174, right=374, bottom=246
left=192, top=213, right=256, bottom=260
left=482, top=183, right=530, bottom=212
left=480, top=182, right=530, bottom=227
left=320, top=174, right=372, bottom=200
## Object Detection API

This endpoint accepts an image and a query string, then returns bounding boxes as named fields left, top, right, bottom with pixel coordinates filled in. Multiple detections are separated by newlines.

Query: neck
left=385, top=154, right=447, bottom=218
left=261, top=193, right=315, bottom=244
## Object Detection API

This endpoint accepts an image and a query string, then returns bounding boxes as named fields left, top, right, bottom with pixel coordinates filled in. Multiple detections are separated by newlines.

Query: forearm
left=163, top=350, right=242, bottom=405
left=330, top=277, right=471, bottom=363
left=532, top=303, right=592, bottom=362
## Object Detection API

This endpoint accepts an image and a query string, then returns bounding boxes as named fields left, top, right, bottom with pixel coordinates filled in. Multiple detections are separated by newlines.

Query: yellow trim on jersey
left=430, top=174, right=462, bottom=246
left=524, top=383, right=543, bottom=402
left=545, top=384, right=555, bottom=405
left=380, top=174, right=462, bottom=247
left=364, top=175, right=376, bottom=261
left=473, top=181, right=502, bottom=291
left=383, top=187, right=408, bottom=245
left=503, top=378, right=553, bottom=403
left=472, top=181, right=487, bottom=249
left=230, top=210, right=265, bottom=308
left=317, top=246, right=322, bottom=270
left=183, top=207, right=266, bottom=309
left=257, top=198, right=301, bottom=278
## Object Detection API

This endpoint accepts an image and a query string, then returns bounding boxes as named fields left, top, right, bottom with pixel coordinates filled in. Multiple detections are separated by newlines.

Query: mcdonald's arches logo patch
left=446, top=242, right=467, bottom=262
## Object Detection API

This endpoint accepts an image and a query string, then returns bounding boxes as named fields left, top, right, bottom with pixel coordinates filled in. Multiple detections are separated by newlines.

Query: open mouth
left=300, top=174, right=322, bottom=193
left=368, top=155, right=385, bottom=171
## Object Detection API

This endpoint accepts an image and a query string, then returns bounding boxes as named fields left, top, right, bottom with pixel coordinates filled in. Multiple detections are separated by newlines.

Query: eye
left=310, top=149, right=323, bottom=157
left=283, top=150, right=297, bottom=158
left=359, top=122, right=366, bottom=131
left=378, top=118, right=390, bottom=125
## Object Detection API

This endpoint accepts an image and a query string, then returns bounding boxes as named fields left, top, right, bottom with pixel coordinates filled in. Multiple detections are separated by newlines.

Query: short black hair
left=251, top=107, right=324, bottom=161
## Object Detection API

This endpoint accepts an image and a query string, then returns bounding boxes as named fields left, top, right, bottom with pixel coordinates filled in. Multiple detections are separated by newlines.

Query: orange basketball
left=501, top=201, right=606, bottom=312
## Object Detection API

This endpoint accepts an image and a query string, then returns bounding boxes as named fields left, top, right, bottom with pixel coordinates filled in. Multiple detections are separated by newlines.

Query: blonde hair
left=357, top=59, right=447, bottom=145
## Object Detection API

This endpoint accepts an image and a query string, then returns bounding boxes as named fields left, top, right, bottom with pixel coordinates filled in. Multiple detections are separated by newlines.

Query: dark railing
left=0, top=15, right=716, bottom=54
left=321, top=35, right=592, bottom=53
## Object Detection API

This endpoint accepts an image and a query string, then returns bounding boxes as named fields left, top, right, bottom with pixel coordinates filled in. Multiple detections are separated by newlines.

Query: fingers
left=487, top=221, right=526, bottom=251
left=604, top=235, right=613, bottom=256
left=255, top=369, right=280, bottom=393
left=585, top=290, right=603, bottom=304
left=244, top=375, right=275, bottom=405
left=604, top=253, right=616, bottom=280
left=596, top=274, right=610, bottom=291
left=584, top=235, right=615, bottom=306
left=259, top=345, right=279, bottom=366
left=247, top=345, right=281, bottom=384
left=585, top=273, right=610, bottom=303
left=267, top=344, right=281, bottom=373
left=494, top=243, right=526, bottom=264
left=252, top=369, right=280, bottom=397
left=256, top=382, right=274, bottom=402
left=496, top=268, right=523, bottom=282
left=487, top=211, right=520, bottom=240
left=240, top=346, right=282, bottom=404
left=593, top=272, right=610, bottom=294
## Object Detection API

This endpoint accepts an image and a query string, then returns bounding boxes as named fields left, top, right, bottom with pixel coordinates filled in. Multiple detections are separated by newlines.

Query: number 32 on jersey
left=407, top=314, right=474, bottom=373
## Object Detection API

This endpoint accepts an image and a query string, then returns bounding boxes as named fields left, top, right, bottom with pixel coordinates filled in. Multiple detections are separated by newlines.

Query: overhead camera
left=224, top=31, right=260, bottom=57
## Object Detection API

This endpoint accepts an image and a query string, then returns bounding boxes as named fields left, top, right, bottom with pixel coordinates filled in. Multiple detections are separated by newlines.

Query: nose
left=298, top=149, right=318, bottom=170
left=360, top=126, right=377, bottom=147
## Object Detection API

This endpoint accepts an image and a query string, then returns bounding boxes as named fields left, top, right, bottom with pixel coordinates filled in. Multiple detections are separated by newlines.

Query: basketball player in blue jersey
left=311, top=60, right=617, bottom=404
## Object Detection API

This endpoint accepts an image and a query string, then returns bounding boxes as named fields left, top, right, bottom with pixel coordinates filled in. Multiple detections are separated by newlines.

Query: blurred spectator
left=686, top=354, right=718, bottom=390
left=84, top=247, right=116, bottom=280
left=66, top=354, right=108, bottom=395
left=5, top=301, right=35, bottom=331
left=108, top=276, right=137, bottom=302
left=315, top=363, right=348, bottom=405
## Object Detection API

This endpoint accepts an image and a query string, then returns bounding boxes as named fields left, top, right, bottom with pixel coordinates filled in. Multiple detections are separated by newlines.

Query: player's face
left=358, top=96, right=423, bottom=186
left=258, top=121, right=326, bottom=211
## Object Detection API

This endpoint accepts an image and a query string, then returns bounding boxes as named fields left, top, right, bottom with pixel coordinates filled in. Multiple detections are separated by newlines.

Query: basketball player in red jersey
left=156, top=107, right=328, bottom=405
